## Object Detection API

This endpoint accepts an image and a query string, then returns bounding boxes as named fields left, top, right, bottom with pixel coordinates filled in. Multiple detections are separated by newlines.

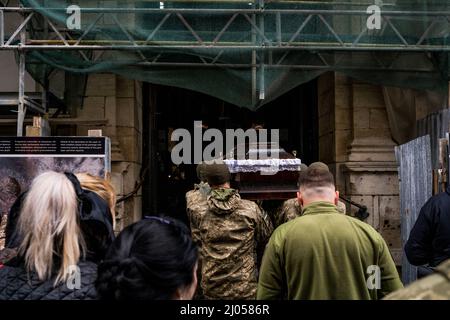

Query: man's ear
left=335, top=190, right=340, bottom=205
left=297, top=191, right=303, bottom=206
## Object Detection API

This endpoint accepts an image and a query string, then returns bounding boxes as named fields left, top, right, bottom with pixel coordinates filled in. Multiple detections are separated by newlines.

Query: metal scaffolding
left=1, top=3, right=450, bottom=134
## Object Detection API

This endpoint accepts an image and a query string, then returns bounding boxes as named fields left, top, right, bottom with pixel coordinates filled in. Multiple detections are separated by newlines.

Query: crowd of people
left=0, top=161, right=449, bottom=300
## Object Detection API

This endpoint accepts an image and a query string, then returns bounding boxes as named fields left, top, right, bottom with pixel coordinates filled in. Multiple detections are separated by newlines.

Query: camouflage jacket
left=384, top=259, right=450, bottom=300
left=274, top=198, right=302, bottom=228
left=199, top=188, right=273, bottom=300
left=186, top=182, right=211, bottom=249
left=274, top=198, right=347, bottom=228
left=337, top=201, right=347, bottom=215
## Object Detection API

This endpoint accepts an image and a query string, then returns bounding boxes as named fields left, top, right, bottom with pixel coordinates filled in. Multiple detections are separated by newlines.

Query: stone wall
left=75, top=74, right=143, bottom=231
left=318, top=72, right=402, bottom=264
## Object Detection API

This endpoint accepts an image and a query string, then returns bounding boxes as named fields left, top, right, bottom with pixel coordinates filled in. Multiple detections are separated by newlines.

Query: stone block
left=116, top=76, right=135, bottom=98
left=347, top=151, right=395, bottom=163
left=346, top=172, right=399, bottom=196
left=77, top=125, right=103, bottom=136
left=370, top=108, right=390, bottom=129
left=102, top=126, right=116, bottom=138
left=335, top=108, right=352, bottom=130
left=349, top=195, right=378, bottom=229
left=131, top=195, right=143, bottom=222
left=119, top=195, right=142, bottom=227
left=26, top=126, right=41, bottom=137
left=114, top=200, right=125, bottom=220
left=79, top=97, right=105, bottom=120
left=381, top=224, right=402, bottom=251
left=335, top=85, right=351, bottom=109
left=117, top=127, right=141, bottom=163
left=335, top=129, right=351, bottom=162
left=379, top=195, right=401, bottom=253
left=319, top=112, right=334, bottom=136
left=352, top=84, right=385, bottom=109
left=110, top=171, right=124, bottom=195
left=353, top=128, right=392, bottom=140
left=379, top=196, right=400, bottom=220
left=333, top=162, right=347, bottom=193
left=117, top=97, right=136, bottom=128
left=110, top=160, right=143, bottom=228
left=354, top=109, right=370, bottom=129
left=104, top=97, right=116, bottom=123
left=85, top=74, right=116, bottom=97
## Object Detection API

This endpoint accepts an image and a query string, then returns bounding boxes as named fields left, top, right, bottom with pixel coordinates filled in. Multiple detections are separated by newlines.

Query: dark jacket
left=0, top=248, right=17, bottom=266
left=405, top=189, right=450, bottom=267
left=0, top=258, right=98, bottom=300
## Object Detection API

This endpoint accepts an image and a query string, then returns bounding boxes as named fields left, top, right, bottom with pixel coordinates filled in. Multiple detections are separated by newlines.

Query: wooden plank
left=417, top=109, right=450, bottom=169
left=395, top=135, right=432, bottom=285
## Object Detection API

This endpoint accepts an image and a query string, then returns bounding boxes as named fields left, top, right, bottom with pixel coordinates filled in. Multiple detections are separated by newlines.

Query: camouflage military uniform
left=384, top=259, right=450, bottom=300
left=186, top=182, right=211, bottom=300
left=274, top=198, right=346, bottom=228
left=274, top=198, right=302, bottom=228
left=336, top=200, right=346, bottom=214
left=186, top=182, right=211, bottom=248
left=199, top=188, right=273, bottom=300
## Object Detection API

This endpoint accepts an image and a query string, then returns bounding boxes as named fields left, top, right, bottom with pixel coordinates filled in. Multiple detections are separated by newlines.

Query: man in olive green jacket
left=257, top=167, right=403, bottom=300
left=273, top=162, right=346, bottom=228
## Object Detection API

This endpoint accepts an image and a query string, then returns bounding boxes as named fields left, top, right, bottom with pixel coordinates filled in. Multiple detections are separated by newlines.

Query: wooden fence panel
left=395, top=135, right=432, bottom=285
left=417, top=109, right=450, bottom=169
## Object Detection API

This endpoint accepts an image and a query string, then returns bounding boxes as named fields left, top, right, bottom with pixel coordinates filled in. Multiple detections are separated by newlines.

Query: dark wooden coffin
left=224, top=143, right=301, bottom=200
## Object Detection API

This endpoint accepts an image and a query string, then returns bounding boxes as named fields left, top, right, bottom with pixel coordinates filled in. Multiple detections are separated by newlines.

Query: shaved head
left=297, top=167, right=338, bottom=207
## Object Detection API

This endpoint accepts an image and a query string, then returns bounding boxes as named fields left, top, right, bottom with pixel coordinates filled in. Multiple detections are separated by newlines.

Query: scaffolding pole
left=0, top=4, right=449, bottom=134
left=1, top=7, right=450, bottom=52
left=17, top=24, right=27, bottom=136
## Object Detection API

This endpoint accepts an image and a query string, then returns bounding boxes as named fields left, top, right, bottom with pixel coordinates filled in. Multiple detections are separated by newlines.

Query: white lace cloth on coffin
left=223, top=159, right=302, bottom=173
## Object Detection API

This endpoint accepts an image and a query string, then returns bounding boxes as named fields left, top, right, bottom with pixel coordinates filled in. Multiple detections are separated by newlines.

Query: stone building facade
left=73, top=74, right=144, bottom=232
left=318, top=72, right=401, bottom=264
left=1, top=70, right=403, bottom=263
left=72, top=71, right=403, bottom=264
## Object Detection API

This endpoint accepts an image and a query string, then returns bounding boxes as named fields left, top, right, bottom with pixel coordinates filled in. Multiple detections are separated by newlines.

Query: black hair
left=96, top=217, right=198, bottom=300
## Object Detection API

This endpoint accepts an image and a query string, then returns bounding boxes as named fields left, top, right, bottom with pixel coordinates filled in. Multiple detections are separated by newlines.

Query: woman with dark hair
left=96, top=217, right=198, bottom=300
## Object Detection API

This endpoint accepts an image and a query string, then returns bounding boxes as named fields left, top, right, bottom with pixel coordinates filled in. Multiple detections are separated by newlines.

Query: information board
left=0, top=136, right=111, bottom=223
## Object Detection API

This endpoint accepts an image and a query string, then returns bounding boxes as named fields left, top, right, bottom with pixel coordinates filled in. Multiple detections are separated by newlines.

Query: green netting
left=17, top=0, right=450, bottom=110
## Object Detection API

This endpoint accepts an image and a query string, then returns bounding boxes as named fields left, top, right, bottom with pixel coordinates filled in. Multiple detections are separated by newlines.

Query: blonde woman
left=0, top=171, right=114, bottom=300
left=75, top=173, right=117, bottom=229
left=4, top=172, right=117, bottom=252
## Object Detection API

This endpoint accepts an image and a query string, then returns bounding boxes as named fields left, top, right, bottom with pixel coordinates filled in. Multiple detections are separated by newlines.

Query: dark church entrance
left=142, top=79, right=319, bottom=224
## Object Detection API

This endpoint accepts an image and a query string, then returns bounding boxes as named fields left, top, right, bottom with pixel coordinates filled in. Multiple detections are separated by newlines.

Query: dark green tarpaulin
left=17, top=0, right=450, bottom=110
